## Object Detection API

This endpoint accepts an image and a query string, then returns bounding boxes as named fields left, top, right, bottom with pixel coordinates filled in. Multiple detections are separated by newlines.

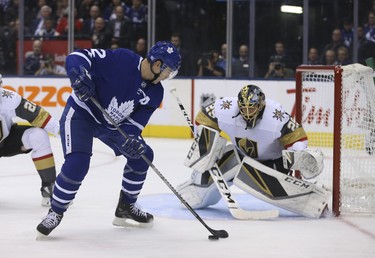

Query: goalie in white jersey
left=0, top=74, right=59, bottom=206
left=178, top=85, right=328, bottom=218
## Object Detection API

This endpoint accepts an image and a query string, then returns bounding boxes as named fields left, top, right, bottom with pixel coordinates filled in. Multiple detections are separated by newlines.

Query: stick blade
left=230, top=208, right=279, bottom=220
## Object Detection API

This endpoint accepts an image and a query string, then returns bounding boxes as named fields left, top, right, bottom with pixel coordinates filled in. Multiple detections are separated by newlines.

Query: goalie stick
left=89, top=97, right=228, bottom=239
left=169, top=87, right=279, bottom=220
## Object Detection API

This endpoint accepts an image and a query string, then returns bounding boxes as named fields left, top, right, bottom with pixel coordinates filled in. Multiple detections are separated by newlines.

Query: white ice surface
left=0, top=137, right=374, bottom=258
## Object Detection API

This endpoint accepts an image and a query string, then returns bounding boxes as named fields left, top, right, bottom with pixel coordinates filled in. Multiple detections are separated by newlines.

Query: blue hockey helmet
left=147, top=41, right=181, bottom=77
left=237, top=85, right=266, bottom=128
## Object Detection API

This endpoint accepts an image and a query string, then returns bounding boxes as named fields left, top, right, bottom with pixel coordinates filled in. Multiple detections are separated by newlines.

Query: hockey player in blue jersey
left=36, top=41, right=181, bottom=237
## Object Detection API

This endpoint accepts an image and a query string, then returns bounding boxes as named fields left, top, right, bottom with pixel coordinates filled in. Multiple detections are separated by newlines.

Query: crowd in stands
left=0, top=0, right=375, bottom=78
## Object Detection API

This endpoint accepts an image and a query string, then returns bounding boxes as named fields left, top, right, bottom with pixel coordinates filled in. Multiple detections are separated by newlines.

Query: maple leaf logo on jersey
left=273, top=109, right=285, bottom=121
left=105, top=97, right=134, bottom=124
left=220, top=100, right=232, bottom=110
left=167, top=47, right=174, bottom=54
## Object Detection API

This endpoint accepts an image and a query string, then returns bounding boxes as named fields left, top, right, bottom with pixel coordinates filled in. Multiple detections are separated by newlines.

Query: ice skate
left=112, top=192, right=153, bottom=228
left=36, top=208, right=63, bottom=238
left=40, top=184, right=54, bottom=207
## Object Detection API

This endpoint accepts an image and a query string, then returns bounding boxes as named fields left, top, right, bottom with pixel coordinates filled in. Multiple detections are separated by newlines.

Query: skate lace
left=130, top=203, right=148, bottom=218
left=42, top=211, right=61, bottom=228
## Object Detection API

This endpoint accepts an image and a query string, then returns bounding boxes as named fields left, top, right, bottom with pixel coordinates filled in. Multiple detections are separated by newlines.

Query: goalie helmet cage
left=295, top=64, right=375, bottom=216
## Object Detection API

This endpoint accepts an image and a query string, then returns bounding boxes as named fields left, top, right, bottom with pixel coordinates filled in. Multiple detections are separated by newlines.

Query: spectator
left=267, top=41, right=293, bottom=69
left=216, top=43, right=227, bottom=71
left=91, top=17, right=111, bottom=49
left=170, top=32, right=192, bottom=76
left=323, top=49, right=338, bottom=65
left=232, top=44, right=258, bottom=78
left=126, top=0, right=148, bottom=48
left=35, top=54, right=66, bottom=76
left=30, top=5, right=53, bottom=37
left=0, top=18, right=18, bottom=73
left=216, top=43, right=235, bottom=73
left=307, top=47, right=321, bottom=65
left=134, top=37, right=147, bottom=57
left=264, top=55, right=294, bottom=79
left=341, top=18, right=353, bottom=50
left=336, top=46, right=352, bottom=65
left=358, top=25, right=375, bottom=65
left=364, top=11, right=375, bottom=43
left=4, top=0, right=33, bottom=28
left=107, top=5, right=132, bottom=48
left=77, top=0, right=97, bottom=20
left=103, top=0, right=128, bottom=21
left=197, top=50, right=225, bottom=77
left=320, top=28, right=346, bottom=63
left=55, top=8, right=84, bottom=36
left=35, top=17, right=60, bottom=40
left=82, top=4, right=102, bottom=36
left=24, top=39, right=45, bottom=75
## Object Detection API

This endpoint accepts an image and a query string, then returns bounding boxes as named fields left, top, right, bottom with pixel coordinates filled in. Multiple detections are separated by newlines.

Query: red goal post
left=295, top=64, right=375, bottom=216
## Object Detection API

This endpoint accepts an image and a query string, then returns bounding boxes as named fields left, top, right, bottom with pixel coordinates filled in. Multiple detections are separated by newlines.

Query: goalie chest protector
left=214, top=97, right=290, bottom=161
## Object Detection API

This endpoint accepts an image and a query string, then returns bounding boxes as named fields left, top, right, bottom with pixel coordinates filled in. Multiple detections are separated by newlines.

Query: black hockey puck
left=208, top=235, right=219, bottom=240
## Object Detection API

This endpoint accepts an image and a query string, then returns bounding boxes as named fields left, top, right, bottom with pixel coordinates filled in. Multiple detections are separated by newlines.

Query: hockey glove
left=117, top=137, right=147, bottom=159
left=68, top=65, right=95, bottom=102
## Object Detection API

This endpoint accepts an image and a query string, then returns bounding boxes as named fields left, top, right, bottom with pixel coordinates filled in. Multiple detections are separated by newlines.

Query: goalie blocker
left=234, top=156, right=330, bottom=218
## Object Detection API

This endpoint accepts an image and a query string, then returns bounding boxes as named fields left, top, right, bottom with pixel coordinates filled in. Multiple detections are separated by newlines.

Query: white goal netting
left=297, top=64, right=375, bottom=214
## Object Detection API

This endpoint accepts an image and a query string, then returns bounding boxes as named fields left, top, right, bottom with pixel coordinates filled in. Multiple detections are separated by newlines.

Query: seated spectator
left=107, top=5, right=132, bottom=48
left=170, top=32, right=192, bottom=76
left=91, top=17, right=111, bottom=49
left=35, top=54, right=66, bottom=76
left=364, top=11, right=375, bottom=43
left=134, top=37, right=147, bottom=57
left=197, top=50, right=225, bottom=77
left=358, top=25, right=375, bottom=64
left=320, top=28, right=346, bottom=63
left=341, top=18, right=353, bottom=50
left=232, top=44, right=257, bottom=78
left=337, top=46, right=352, bottom=65
left=264, top=55, right=294, bottom=79
left=30, top=5, right=53, bottom=37
left=216, top=43, right=236, bottom=73
left=55, top=8, right=84, bottom=36
left=24, top=39, right=45, bottom=75
left=267, top=41, right=293, bottom=70
left=103, top=0, right=129, bottom=21
left=35, top=17, right=60, bottom=40
left=307, top=47, right=321, bottom=65
left=82, top=5, right=102, bottom=36
left=323, top=49, right=338, bottom=65
left=126, top=0, right=148, bottom=48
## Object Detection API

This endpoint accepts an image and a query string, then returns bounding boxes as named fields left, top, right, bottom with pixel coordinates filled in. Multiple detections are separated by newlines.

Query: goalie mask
left=147, top=41, right=182, bottom=81
left=237, top=85, right=266, bottom=129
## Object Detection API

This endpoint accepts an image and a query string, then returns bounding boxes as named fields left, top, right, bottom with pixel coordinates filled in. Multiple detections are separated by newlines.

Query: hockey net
left=295, top=64, right=375, bottom=216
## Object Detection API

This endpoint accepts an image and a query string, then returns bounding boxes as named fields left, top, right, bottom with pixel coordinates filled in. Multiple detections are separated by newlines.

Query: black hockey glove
left=68, top=65, right=95, bottom=102
left=117, top=137, right=147, bottom=159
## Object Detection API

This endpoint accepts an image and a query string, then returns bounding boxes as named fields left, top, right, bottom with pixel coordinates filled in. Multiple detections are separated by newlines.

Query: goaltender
left=178, top=85, right=330, bottom=218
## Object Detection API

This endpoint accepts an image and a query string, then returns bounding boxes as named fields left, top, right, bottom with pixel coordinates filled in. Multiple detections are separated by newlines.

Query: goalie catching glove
left=282, top=148, right=324, bottom=179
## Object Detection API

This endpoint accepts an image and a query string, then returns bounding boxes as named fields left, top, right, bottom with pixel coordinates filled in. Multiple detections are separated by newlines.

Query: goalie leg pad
left=234, top=156, right=330, bottom=218
left=184, top=125, right=227, bottom=173
left=177, top=145, right=241, bottom=209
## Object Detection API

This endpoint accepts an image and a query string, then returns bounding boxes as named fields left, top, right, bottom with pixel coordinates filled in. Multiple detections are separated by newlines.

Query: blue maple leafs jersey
left=65, top=48, right=163, bottom=133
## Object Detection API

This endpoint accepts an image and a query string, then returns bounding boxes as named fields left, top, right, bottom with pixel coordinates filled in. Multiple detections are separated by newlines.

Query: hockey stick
left=170, top=87, right=279, bottom=220
left=89, top=97, right=228, bottom=239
